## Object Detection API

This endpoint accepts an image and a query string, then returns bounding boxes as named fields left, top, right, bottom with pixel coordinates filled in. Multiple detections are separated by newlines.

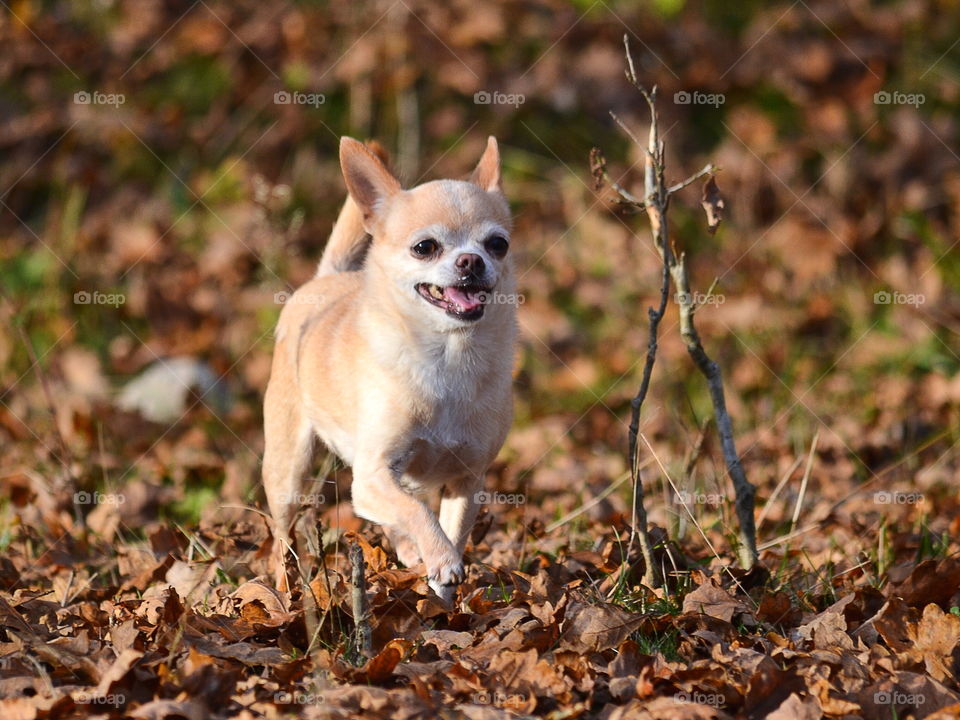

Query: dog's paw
left=429, top=580, right=458, bottom=605
left=426, top=554, right=465, bottom=592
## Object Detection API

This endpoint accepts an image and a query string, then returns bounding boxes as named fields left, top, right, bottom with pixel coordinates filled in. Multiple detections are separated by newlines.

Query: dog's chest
left=399, top=376, right=501, bottom=485
left=409, top=395, right=485, bottom=475
left=381, top=329, right=511, bottom=485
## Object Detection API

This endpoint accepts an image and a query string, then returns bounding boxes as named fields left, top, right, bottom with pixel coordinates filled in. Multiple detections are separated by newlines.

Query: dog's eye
left=485, top=235, right=509, bottom=258
left=411, top=239, right=440, bottom=258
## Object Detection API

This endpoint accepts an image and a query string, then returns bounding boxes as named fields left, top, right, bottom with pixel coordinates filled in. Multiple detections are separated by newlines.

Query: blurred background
left=1, top=0, right=958, bottom=569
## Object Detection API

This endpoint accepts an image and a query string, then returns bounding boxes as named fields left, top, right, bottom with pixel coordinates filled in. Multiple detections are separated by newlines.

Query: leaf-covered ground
left=3, top=0, right=960, bottom=718
left=2, top=426, right=959, bottom=720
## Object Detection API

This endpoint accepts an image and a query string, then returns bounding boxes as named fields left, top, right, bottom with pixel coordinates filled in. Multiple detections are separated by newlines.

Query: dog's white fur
left=263, top=137, right=515, bottom=601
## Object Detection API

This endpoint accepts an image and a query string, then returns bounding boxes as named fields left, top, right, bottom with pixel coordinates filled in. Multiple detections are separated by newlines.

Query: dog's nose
left=455, top=253, right=485, bottom=277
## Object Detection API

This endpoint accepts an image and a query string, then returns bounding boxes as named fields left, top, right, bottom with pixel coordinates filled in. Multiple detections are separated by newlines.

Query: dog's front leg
left=351, top=461, right=464, bottom=599
left=433, top=478, right=484, bottom=604
left=439, top=476, right=484, bottom=556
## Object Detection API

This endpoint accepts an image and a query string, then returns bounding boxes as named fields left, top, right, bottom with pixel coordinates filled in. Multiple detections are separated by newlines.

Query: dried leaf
left=559, top=601, right=644, bottom=653
left=701, top=175, right=724, bottom=234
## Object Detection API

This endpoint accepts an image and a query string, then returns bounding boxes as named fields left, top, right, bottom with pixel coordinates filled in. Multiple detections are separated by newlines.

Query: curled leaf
left=701, top=175, right=725, bottom=234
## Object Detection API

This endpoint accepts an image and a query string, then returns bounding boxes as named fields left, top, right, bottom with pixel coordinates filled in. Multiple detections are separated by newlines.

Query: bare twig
left=601, top=34, right=759, bottom=571
left=349, top=541, right=372, bottom=659
left=668, top=163, right=716, bottom=194
left=620, top=67, right=674, bottom=590
left=670, top=253, right=758, bottom=567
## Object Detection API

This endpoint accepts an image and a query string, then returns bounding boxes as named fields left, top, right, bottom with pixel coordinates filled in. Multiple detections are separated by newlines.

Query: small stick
left=349, top=541, right=372, bottom=659
left=600, top=35, right=759, bottom=570
left=671, top=253, right=758, bottom=568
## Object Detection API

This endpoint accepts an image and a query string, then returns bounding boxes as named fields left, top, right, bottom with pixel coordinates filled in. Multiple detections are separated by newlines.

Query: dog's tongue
left=444, top=286, right=483, bottom=312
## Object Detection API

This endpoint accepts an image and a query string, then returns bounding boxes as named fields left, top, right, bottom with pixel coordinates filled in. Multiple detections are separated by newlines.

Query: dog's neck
left=359, top=284, right=514, bottom=400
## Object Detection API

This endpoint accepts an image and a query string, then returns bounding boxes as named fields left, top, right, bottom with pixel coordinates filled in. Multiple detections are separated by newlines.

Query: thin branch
left=609, top=110, right=644, bottom=150
left=603, top=34, right=759, bottom=572
left=668, top=163, right=717, bottom=195
left=670, top=253, right=758, bottom=567
left=349, top=541, right=372, bottom=659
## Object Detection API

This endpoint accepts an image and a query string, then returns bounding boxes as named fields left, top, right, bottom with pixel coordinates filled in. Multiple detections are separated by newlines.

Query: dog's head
left=340, top=136, right=513, bottom=330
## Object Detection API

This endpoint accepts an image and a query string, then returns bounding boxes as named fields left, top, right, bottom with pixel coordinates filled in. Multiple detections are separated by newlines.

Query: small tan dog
left=263, top=137, right=515, bottom=601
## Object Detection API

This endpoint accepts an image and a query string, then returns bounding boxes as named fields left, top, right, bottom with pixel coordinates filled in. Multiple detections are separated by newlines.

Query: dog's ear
left=470, top=136, right=501, bottom=192
left=340, top=137, right=401, bottom=231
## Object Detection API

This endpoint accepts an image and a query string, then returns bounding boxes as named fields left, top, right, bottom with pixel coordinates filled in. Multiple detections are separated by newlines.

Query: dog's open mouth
left=416, top=282, right=491, bottom=321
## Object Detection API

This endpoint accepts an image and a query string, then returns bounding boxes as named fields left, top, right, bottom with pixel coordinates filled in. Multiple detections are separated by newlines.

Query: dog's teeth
left=430, top=285, right=444, bottom=299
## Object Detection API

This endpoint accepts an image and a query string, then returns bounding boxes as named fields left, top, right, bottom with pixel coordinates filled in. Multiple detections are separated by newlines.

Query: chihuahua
left=262, top=137, right=515, bottom=601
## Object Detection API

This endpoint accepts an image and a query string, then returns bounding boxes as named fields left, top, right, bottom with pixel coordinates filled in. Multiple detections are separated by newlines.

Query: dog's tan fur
left=263, top=137, right=515, bottom=600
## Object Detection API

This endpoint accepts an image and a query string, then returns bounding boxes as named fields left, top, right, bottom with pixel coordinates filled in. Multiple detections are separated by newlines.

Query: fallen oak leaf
left=871, top=597, right=918, bottom=652
left=809, top=677, right=861, bottom=717
left=888, top=558, right=960, bottom=609
left=372, top=567, right=422, bottom=591
left=904, top=603, right=960, bottom=683
left=420, top=629, right=475, bottom=655
left=186, top=635, right=289, bottom=666
left=136, top=584, right=184, bottom=627
left=794, top=607, right=853, bottom=650
left=682, top=580, right=752, bottom=624
left=756, top=592, right=801, bottom=627
left=558, top=600, right=644, bottom=653
left=333, top=639, right=412, bottom=685
left=232, top=579, right=289, bottom=613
